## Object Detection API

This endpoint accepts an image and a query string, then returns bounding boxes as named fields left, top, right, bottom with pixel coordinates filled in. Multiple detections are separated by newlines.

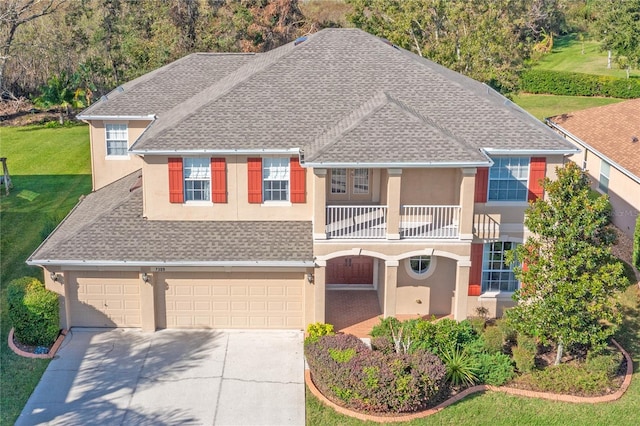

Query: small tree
left=506, top=162, right=629, bottom=365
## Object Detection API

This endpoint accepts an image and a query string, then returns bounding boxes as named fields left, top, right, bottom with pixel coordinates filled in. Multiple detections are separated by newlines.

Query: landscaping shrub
left=440, top=348, right=479, bottom=387
left=520, top=69, right=640, bottom=98
left=475, top=352, right=515, bottom=386
left=7, top=277, right=60, bottom=347
left=305, top=334, right=446, bottom=413
left=481, top=326, right=504, bottom=354
left=512, top=334, right=537, bottom=374
left=305, top=322, right=334, bottom=344
left=496, top=318, right=517, bottom=344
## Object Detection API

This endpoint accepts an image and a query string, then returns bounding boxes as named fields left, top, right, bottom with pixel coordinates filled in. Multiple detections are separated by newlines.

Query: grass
left=534, top=34, right=640, bottom=79
left=0, top=124, right=91, bottom=425
left=511, top=94, right=625, bottom=121
left=306, top=285, right=640, bottom=425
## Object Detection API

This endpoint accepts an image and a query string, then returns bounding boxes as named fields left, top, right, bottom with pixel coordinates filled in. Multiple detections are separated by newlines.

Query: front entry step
left=327, top=284, right=374, bottom=291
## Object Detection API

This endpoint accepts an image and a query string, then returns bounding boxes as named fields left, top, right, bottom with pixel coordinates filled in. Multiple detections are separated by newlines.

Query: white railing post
left=399, top=205, right=461, bottom=239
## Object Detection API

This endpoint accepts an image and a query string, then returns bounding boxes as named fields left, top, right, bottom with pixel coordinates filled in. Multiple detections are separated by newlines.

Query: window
left=184, top=158, right=211, bottom=201
left=488, top=157, right=529, bottom=201
left=353, top=169, right=369, bottom=194
left=263, top=158, right=289, bottom=201
left=599, top=161, right=610, bottom=194
left=482, top=242, right=519, bottom=292
left=331, top=169, right=347, bottom=194
left=405, top=255, right=436, bottom=279
left=105, top=124, right=128, bottom=156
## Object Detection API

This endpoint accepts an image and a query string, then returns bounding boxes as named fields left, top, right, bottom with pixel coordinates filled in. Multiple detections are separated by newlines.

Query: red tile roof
left=549, top=98, right=640, bottom=178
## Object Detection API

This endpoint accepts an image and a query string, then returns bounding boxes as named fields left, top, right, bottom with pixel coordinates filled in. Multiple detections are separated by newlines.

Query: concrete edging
left=305, top=338, right=633, bottom=423
left=8, top=328, right=68, bottom=359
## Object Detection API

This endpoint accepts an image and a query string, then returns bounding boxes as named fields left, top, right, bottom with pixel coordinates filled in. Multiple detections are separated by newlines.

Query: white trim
left=130, top=148, right=301, bottom=155
left=404, top=255, right=437, bottom=280
left=27, top=259, right=315, bottom=268
left=302, top=160, right=493, bottom=168
left=482, top=148, right=579, bottom=155
left=77, top=114, right=156, bottom=121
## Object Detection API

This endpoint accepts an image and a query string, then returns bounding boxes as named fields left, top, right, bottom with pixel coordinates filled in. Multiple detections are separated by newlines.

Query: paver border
left=8, top=328, right=68, bottom=359
left=305, top=339, right=633, bottom=423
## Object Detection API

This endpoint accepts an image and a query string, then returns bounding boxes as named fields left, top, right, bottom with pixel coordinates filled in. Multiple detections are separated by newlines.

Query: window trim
left=262, top=157, right=290, bottom=203
left=481, top=241, right=519, bottom=294
left=599, top=160, right=610, bottom=194
left=183, top=157, right=212, bottom=203
left=487, top=157, right=530, bottom=202
left=353, top=168, right=370, bottom=194
left=404, top=255, right=436, bottom=280
left=105, top=123, right=129, bottom=157
left=331, top=168, right=347, bottom=194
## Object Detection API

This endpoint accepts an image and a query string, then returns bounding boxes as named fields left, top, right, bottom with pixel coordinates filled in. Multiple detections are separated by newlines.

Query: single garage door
left=158, top=272, right=304, bottom=329
left=70, top=272, right=142, bottom=327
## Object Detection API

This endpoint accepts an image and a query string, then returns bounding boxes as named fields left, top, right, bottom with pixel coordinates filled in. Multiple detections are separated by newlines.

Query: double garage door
left=67, top=271, right=305, bottom=329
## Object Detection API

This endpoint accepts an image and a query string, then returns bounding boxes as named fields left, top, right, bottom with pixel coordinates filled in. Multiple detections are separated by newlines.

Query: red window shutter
left=211, top=158, right=227, bottom=203
left=247, top=157, right=262, bottom=203
left=290, top=157, right=306, bottom=203
left=528, top=157, right=546, bottom=201
left=468, top=243, right=483, bottom=296
left=168, top=157, right=183, bottom=203
left=474, top=168, right=488, bottom=203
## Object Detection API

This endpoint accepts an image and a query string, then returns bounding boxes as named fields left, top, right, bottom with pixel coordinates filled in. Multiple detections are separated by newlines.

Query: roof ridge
left=131, top=33, right=321, bottom=151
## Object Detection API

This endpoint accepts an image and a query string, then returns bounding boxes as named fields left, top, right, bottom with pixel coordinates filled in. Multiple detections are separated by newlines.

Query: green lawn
left=0, top=124, right=91, bottom=425
left=535, top=34, right=640, bottom=79
left=511, top=94, right=625, bottom=121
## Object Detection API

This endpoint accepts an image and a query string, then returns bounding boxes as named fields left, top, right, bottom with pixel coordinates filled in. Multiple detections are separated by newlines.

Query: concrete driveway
left=16, top=328, right=305, bottom=425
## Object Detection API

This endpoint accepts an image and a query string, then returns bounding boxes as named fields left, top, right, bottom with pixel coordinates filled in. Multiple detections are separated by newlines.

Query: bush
left=305, top=322, right=334, bottom=344
left=481, top=326, right=504, bottom=354
left=633, top=215, right=640, bottom=270
left=496, top=318, right=517, bottom=344
left=512, top=335, right=537, bottom=374
left=475, top=352, right=515, bottom=386
left=520, top=69, right=640, bottom=98
left=305, top=334, right=446, bottom=413
left=440, top=348, right=479, bottom=387
left=7, top=277, right=60, bottom=346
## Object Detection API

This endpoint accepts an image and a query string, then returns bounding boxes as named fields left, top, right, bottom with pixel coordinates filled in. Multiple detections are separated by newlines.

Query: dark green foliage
left=440, top=348, right=479, bottom=387
left=475, top=352, right=515, bottom=386
left=7, top=277, right=60, bottom=347
left=305, top=334, right=446, bottom=413
left=633, top=215, right=640, bottom=270
left=305, top=322, right=334, bottom=344
left=512, top=337, right=537, bottom=374
left=496, top=318, right=517, bottom=344
left=520, top=69, right=640, bottom=98
left=481, top=326, right=504, bottom=354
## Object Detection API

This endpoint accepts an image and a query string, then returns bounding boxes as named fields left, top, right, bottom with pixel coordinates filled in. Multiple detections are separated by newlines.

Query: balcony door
left=328, top=168, right=372, bottom=202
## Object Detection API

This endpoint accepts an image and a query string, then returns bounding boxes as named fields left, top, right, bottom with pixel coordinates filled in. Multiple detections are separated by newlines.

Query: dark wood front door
left=327, top=256, right=374, bottom=284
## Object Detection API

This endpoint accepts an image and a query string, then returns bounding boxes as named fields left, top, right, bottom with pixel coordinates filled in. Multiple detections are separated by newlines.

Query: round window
left=410, top=256, right=431, bottom=274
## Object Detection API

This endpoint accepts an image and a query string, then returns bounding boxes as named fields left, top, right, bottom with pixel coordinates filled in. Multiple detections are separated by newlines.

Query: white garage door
left=160, top=272, right=304, bottom=329
left=70, top=272, right=142, bottom=327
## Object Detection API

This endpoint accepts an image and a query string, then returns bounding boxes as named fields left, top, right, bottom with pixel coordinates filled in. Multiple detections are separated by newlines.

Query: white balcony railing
left=400, top=205, right=460, bottom=239
left=326, top=206, right=387, bottom=239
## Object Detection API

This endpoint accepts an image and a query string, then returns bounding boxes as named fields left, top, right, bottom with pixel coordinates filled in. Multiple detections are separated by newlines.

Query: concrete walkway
left=16, top=328, right=305, bottom=425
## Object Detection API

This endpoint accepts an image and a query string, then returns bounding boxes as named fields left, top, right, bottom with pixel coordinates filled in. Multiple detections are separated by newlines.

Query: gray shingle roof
left=111, top=28, right=576, bottom=163
left=29, top=172, right=313, bottom=265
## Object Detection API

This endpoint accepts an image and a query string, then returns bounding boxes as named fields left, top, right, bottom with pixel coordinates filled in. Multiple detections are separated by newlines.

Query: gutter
left=301, top=160, right=493, bottom=168
left=76, top=114, right=157, bottom=121
left=482, top=148, right=580, bottom=156
left=129, top=148, right=301, bottom=156
left=27, top=259, right=315, bottom=268
left=546, top=119, right=640, bottom=185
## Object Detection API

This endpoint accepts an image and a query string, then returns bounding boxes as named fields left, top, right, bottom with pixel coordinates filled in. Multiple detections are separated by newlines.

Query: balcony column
left=386, top=168, right=402, bottom=240
left=459, top=168, right=476, bottom=241
left=454, top=260, right=472, bottom=320
left=313, top=261, right=326, bottom=324
left=313, top=168, right=327, bottom=239
left=383, top=260, right=398, bottom=318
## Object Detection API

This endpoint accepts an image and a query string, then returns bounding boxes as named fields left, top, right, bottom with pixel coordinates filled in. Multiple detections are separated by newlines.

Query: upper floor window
left=599, top=160, right=610, bottom=194
left=331, top=168, right=347, bottom=194
left=105, top=123, right=128, bottom=156
left=184, top=158, right=211, bottom=202
left=482, top=241, right=518, bottom=293
left=353, top=169, right=369, bottom=194
left=488, top=157, right=529, bottom=201
left=263, top=158, right=290, bottom=201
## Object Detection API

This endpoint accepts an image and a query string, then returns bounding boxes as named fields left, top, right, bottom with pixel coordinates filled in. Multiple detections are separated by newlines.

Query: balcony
left=325, top=205, right=460, bottom=240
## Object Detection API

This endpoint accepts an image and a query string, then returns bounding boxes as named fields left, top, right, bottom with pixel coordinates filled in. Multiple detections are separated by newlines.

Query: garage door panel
left=162, top=274, right=304, bottom=329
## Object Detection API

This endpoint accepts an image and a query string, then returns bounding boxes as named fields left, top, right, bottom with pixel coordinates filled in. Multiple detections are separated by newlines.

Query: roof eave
left=76, top=114, right=157, bottom=121
left=301, top=160, right=493, bottom=168
left=27, top=259, right=315, bottom=268
left=482, top=148, right=580, bottom=156
left=129, top=148, right=301, bottom=155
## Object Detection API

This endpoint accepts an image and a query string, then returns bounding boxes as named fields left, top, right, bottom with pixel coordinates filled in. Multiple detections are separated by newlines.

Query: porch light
left=306, top=273, right=314, bottom=284
left=50, top=272, right=62, bottom=283
left=141, top=273, right=150, bottom=283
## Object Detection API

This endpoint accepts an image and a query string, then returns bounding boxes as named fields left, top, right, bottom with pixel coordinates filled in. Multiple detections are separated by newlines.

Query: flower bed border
left=305, top=339, right=633, bottom=423
left=8, top=328, right=68, bottom=359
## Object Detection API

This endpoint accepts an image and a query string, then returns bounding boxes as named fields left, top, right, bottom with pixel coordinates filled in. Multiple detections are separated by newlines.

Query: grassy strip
left=0, top=124, right=91, bottom=425
left=511, top=94, right=625, bottom=121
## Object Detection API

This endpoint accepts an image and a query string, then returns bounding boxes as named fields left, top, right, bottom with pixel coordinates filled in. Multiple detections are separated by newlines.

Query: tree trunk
left=554, top=340, right=563, bottom=365
left=607, top=50, right=612, bottom=69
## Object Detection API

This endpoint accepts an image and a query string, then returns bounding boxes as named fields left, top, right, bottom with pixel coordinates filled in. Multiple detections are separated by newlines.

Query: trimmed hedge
left=7, top=277, right=60, bottom=347
left=305, top=334, right=446, bottom=413
left=520, top=69, right=640, bottom=98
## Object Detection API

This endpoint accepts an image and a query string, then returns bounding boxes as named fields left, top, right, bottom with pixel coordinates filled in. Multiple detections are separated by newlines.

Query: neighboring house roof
left=80, top=28, right=575, bottom=165
left=28, top=172, right=314, bottom=267
left=548, top=99, right=640, bottom=180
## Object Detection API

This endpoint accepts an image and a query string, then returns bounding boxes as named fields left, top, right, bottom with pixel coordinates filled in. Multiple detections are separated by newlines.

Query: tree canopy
left=506, top=162, right=629, bottom=364
left=594, top=0, right=640, bottom=78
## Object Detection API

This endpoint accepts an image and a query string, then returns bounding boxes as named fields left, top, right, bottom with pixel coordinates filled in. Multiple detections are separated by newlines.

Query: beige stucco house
left=547, top=99, right=640, bottom=240
left=28, top=29, right=577, bottom=332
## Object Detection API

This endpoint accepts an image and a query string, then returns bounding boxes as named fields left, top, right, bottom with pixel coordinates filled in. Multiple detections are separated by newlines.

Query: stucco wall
left=395, top=256, right=456, bottom=316
left=400, top=168, right=459, bottom=206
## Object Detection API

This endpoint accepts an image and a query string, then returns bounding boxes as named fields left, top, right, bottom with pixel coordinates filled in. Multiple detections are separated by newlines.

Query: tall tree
left=506, top=162, right=629, bottom=365
left=595, top=0, right=640, bottom=77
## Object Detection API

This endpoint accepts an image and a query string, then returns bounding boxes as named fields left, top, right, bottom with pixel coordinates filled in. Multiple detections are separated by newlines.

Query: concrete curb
left=305, top=338, right=633, bottom=423
left=8, top=328, right=68, bottom=359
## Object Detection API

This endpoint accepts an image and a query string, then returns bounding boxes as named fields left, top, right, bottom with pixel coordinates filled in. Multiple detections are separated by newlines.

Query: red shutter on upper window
left=211, top=158, right=227, bottom=203
left=290, top=157, right=305, bottom=203
left=474, top=168, right=488, bottom=203
left=168, top=157, right=183, bottom=203
left=247, top=157, right=262, bottom=203
left=468, top=243, right=483, bottom=296
left=528, top=157, right=546, bottom=201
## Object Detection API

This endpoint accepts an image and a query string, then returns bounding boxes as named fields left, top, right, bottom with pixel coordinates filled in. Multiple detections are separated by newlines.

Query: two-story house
left=28, top=28, right=577, bottom=332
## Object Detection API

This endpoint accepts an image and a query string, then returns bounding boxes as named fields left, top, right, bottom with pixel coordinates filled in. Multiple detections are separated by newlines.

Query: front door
left=328, top=168, right=372, bottom=202
left=327, top=256, right=374, bottom=285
